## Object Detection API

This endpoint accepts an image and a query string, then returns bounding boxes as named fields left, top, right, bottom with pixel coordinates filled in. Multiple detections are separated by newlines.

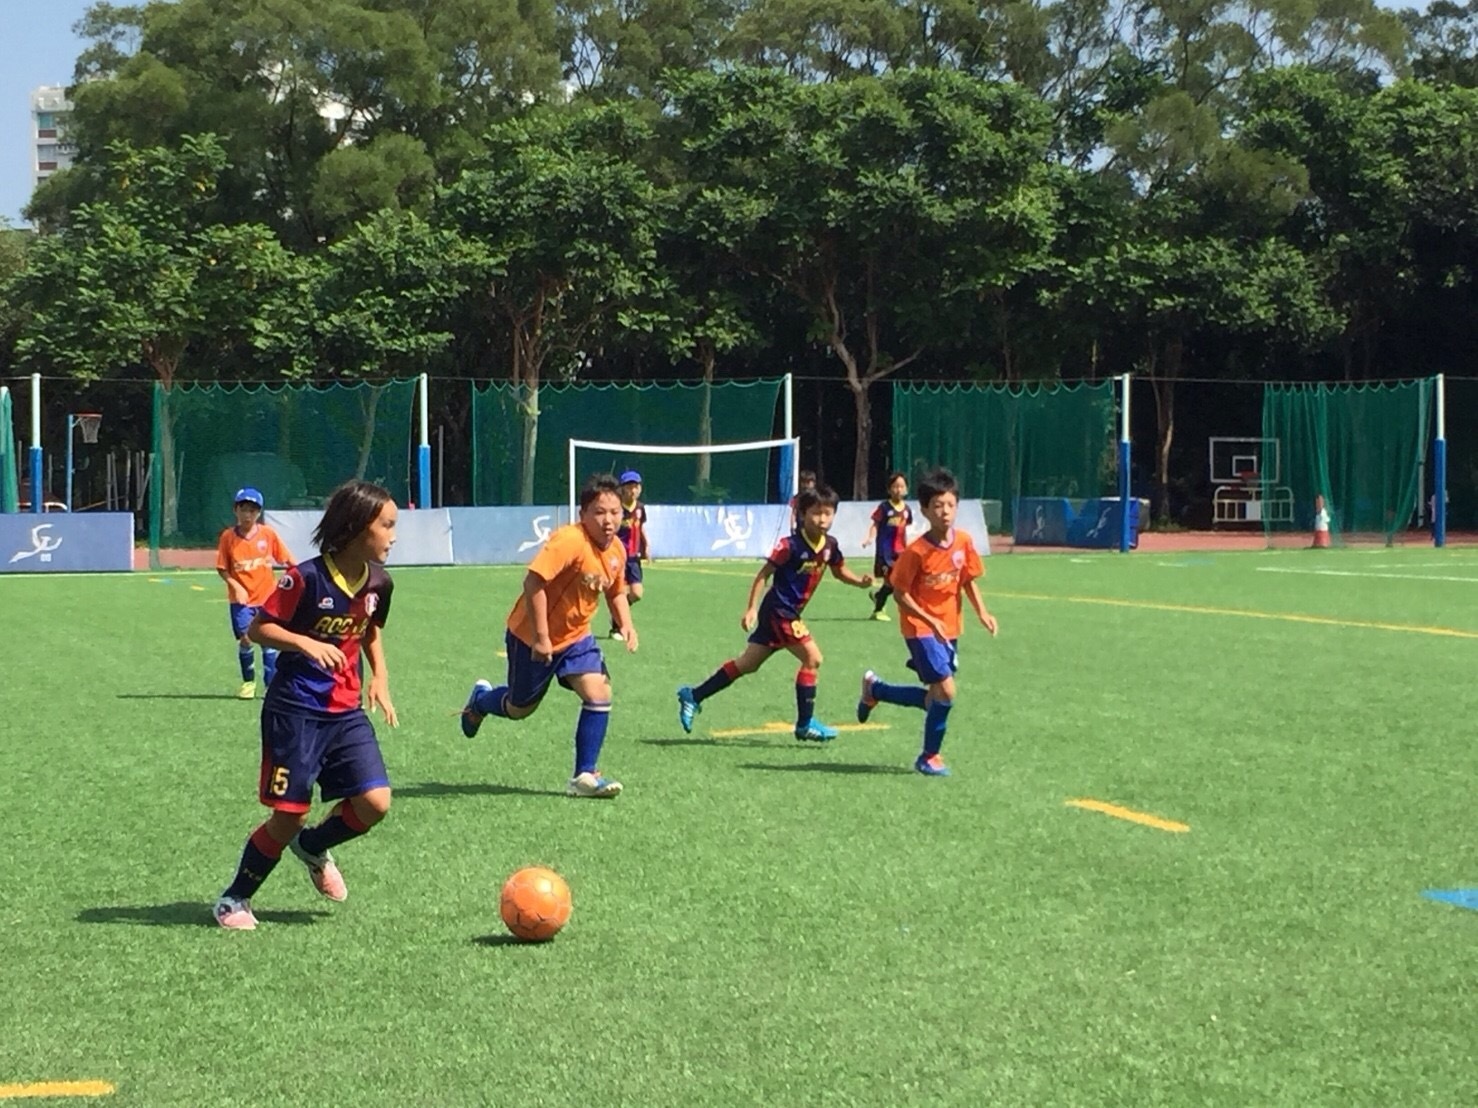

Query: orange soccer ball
left=499, top=866, right=573, bottom=942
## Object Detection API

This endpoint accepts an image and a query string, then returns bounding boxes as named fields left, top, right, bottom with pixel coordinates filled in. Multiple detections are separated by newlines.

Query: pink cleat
left=213, top=896, right=258, bottom=930
left=289, top=835, right=348, bottom=902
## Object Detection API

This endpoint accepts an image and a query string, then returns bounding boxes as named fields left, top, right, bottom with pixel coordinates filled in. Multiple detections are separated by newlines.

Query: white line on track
left=1255, top=567, right=1478, bottom=583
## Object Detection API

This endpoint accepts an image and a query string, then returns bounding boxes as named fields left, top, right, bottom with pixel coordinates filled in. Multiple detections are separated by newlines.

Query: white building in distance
left=31, top=86, right=75, bottom=193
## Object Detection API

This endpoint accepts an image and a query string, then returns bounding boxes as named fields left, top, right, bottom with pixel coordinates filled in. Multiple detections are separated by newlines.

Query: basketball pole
left=417, top=372, right=431, bottom=510
left=65, top=414, right=76, bottom=513
left=1434, top=373, right=1447, bottom=549
left=1118, top=373, right=1132, bottom=553
left=29, top=373, right=42, bottom=515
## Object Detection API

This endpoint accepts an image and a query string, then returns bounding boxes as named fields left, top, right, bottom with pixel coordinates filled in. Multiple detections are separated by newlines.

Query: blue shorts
left=229, top=603, right=259, bottom=640
left=625, top=557, right=643, bottom=586
left=258, top=704, right=389, bottom=813
left=747, top=604, right=811, bottom=649
left=505, top=629, right=607, bottom=710
left=905, top=636, right=959, bottom=684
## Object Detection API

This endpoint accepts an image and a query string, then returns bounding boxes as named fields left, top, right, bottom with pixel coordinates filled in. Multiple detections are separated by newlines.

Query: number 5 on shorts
left=270, top=766, right=290, bottom=796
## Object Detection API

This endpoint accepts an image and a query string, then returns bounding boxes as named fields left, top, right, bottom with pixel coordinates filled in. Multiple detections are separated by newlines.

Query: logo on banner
left=8, top=524, right=63, bottom=564
left=711, top=507, right=755, bottom=552
left=518, top=515, right=553, bottom=553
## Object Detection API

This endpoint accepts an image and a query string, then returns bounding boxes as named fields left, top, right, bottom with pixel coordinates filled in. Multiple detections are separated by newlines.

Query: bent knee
left=353, top=789, right=392, bottom=824
left=506, top=699, right=539, bottom=720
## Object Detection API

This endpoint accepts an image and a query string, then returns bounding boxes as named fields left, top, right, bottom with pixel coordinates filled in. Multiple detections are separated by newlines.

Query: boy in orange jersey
left=216, top=487, right=295, bottom=699
left=856, top=467, right=997, bottom=776
left=460, top=474, right=638, bottom=798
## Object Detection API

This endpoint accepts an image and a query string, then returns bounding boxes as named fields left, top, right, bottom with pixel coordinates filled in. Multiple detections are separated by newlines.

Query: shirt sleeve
left=270, top=529, right=292, bottom=566
left=527, top=528, right=578, bottom=582
left=374, top=577, right=393, bottom=627
left=765, top=537, right=791, bottom=567
left=829, top=538, right=845, bottom=568
left=215, top=530, right=232, bottom=574
left=962, top=537, right=984, bottom=582
left=259, top=567, right=305, bottom=624
left=871, top=504, right=885, bottom=524
left=889, top=548, right=920, bottom=593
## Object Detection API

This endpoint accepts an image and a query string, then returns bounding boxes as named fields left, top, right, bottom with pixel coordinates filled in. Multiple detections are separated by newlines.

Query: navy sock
left=795, top=669, right=817, bottom=725
left=923, top=698, right=953, bottom=756
left=693, top=661, right=740, bottom=703
left=224, top=824, right=284, bottom=900
left=473, top=684, right=512, bottom=718
left=262, top=649, right=280, bottom=685
left=873, top=678, right=927, bottom=710
left=574, top=701, right=611, bottom=776
left=237, top=647, right=254, bottom=682
left=298, top=801, right=371, bottom=856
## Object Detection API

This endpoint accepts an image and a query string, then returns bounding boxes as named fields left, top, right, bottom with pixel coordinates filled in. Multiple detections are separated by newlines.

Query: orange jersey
left=888, top=529, right=984, bottom=640
left=216, top=524, right=293, bottom=605
left=506, top=523, right=627, bottom=652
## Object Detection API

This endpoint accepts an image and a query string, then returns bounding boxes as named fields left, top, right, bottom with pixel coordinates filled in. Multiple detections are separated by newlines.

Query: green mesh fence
left=150, top=381, right=417, bottom=559
left=1262, top=380, right=1431, bottom=544
left=0, top=388, right=18, bottom=513
left=472, top=379, right=786, bottom=505
left=891, top=381, right=1116, bottom=531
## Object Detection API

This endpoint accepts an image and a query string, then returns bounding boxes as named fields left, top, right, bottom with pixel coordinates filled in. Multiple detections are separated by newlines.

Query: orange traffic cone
left=1312, top=495, right=1331, bottom=549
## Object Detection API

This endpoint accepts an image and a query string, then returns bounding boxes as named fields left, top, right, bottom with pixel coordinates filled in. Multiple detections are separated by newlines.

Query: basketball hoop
left=74, top=413, right=102, bottom=444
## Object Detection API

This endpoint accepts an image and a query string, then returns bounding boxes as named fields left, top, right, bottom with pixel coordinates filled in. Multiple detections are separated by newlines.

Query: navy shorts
left=229, top=603, right=260, bottom=640
left=905, top=636, right=959, bottom=684
left=873, top=554, right=897, bottom=580
left=505, top=629, right=607, bottom=709
left=625, top=557, right=643, bottom=586
left=258, top=703, right=389, bottom=813
left=747, top=604, right=811, bottom=649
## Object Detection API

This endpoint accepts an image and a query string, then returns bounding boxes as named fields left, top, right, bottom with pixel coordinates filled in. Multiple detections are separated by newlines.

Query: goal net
left=567, top=436, right=799, bottom=517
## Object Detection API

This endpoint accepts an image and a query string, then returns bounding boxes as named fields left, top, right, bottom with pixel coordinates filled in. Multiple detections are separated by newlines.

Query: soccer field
left=3, top=549, right=1477, bottom=1106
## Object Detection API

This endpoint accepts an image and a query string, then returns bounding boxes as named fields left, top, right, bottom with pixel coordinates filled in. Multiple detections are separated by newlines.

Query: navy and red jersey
left=618, top=500, right=647, bottom=561
left=258, top=554, right=393, bottom=715
left=871, top=500, right=913, bottom=560
left=760, top=531, right=844, bottom=618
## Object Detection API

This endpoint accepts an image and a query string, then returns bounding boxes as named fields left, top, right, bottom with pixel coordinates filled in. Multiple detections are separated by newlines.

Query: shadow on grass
left=639, top=737, right=778, bottom=749
left=76, top=902, right=329, bottom=927
left=472, top=934, right=546, bottom=948
left=739, top=761, right=913, bottom=776
left=115, top=693, right=244, bottom=701
left=396, top=781, right=567, bottom=800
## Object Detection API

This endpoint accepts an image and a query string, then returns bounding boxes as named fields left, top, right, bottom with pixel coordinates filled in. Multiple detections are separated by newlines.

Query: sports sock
left=574, top=700, right=611, bottom=776
left=237, top=647, right=254, bottom=682
left=473, top=684, right=512, bottom=718
left=923, top=698, right=953, bottom=756
left=873, top=583, right=894, bottom=612
left=223, top=824, right=285, bottom=900
left=297, top=801, right=371, bottom=856
left=693, top=660, right=740, bottom=703
left=262, top=648, right=280, bottom=685
left=795, top=668, right=817, bottom=725
left=872, top=677, right=927, bottom=710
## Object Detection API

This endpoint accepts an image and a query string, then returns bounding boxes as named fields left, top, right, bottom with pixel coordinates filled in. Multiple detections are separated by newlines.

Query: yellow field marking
left=992, top=590, right=1478, bottom=640
left=189, top=585, right=206, bottom=591
left=1066, top=798, right=1189, bottom=834
left=0, top=1081, right=114, bottom=1100
left=709, top=721, right=891, bottom=738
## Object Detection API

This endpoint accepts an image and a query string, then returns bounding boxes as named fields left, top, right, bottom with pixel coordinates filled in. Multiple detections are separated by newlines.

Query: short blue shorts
left=905, top=635, right=958, bottom=684
left=505, top=629, right=607, bottom=710
left=625, top=557, right=643, bottom=586
left=258, top=704, right=389, bottom=813
left=229, top=603, right=260, bottom=640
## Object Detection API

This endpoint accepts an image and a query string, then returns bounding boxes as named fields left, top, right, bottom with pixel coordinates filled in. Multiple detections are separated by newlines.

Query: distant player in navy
left=214, top=480, right=399, bottom=931
left=610, top=469, right=649, bottom=641
left=861, top=471, right=913, bottom=620
left=677, top=485, right=873, bottom=742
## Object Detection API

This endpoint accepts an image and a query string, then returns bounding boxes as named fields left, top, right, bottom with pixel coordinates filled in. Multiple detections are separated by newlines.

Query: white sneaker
left=213, top=895, right=258, bottom=930
left=288, top=834, right=348, bottom=902
left=567, top=771, right=622, bottom=798
left=611, top=628, right=625, bottom=641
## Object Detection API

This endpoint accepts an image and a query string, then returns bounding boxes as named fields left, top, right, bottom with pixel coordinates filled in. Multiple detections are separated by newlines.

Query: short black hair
left=313, top=479, right=394, bottom=553
left=796, top=484, right=839, bottom=515
left=886, top=471, right=907, bottom=486
left=580, top=473, right=622, bottom=512
left=917, top=467, right=958, bottom=507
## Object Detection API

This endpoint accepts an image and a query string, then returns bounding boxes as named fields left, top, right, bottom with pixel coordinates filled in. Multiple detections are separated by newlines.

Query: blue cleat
left=795, top=719, right=839, bottom=742
left=914, top=753, right=951, bottom=776
left=857, top=669, right=878, bottom=723
left=461, top=679, right=492, bottom=738
left=677, top=686, right=700, bottom=734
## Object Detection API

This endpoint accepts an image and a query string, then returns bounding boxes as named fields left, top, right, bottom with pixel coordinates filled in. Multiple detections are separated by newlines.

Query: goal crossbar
left=567, top=436, right=800, bottom=515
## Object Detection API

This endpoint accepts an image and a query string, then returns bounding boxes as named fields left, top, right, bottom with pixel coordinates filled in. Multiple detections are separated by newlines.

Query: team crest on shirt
left=257, top=540, right=267, bottom=551
left=952, top=549, right=965, bottom=568
left=277, top=574, right=294, bottom=590
left=318, top=596, right=335, bottom=609
left=365, top=593, right=379, bottom=616
left=821, top=547, right=832, bottom=562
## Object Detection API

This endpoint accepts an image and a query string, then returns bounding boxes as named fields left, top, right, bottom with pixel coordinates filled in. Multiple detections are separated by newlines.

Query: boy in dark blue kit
left=214, top=480, right=400, bottom=930
left=677, top=485, right=873, bottom=741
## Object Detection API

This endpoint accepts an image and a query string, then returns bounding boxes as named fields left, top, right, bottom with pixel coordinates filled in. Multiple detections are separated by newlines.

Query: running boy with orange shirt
left=856, top=467, right=997, bottom=776
left=216, top=487, right=295, bottom=699
left=459, top=474, right=637, bottom=798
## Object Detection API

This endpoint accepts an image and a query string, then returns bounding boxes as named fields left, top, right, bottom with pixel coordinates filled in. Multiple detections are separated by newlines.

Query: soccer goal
left=567, top=436, right=800, bottom=517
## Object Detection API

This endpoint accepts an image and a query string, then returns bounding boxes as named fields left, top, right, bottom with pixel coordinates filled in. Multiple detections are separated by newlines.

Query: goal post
left=567, top=436, right=800, bottom=518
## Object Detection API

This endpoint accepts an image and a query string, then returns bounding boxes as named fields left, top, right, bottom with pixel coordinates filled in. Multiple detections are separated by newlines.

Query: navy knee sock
left=575, top=701, right=611, bottom=776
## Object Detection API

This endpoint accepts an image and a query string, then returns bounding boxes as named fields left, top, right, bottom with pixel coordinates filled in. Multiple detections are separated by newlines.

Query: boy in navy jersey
left=677, top=485, right=873, bottom=741
left=214, top=480, right=399, bottom=930
left=861, top=472, right=913, bottom=620
left=610, top=469, right=649, bottom=640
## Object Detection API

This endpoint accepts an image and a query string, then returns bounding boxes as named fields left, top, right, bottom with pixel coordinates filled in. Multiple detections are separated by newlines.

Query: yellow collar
left=324, top=552, right=369, bottom=598
left=800, top=528, right=827, bottom=553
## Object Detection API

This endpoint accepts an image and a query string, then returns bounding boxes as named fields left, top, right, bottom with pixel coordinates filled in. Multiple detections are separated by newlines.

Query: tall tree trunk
left=696, top=340, right=714, bottom=491
left=518, top=374, right=539, bottom=506
left=850, top=379, right=872, bottom=500
left=1151, top=335, right=1182, bottom=525
left=146, top=340, right=183, bottom=539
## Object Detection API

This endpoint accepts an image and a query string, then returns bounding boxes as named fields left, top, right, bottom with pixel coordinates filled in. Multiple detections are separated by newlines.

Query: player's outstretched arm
left=609, top=592, right=638, bottom=653
left=741, top=562, right=776, bottom=631
left=831, top=564, right=874, bottom=589
left=248, top=614, right=347, bottom=672
left=363, top=621, right=398, bottom=726
left=963, top=579, right=997, bottom=636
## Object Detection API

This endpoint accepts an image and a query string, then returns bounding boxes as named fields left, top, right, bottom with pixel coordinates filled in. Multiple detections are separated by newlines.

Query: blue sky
left=0, top=0, right=1430, bottom=226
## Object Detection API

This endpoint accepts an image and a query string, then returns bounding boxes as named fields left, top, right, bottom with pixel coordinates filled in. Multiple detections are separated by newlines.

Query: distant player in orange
left=460, top=473, right=637, bottom=798
left=856, top=467, right=996, bottom=776
left=216, top=487, right=295, bottom=699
